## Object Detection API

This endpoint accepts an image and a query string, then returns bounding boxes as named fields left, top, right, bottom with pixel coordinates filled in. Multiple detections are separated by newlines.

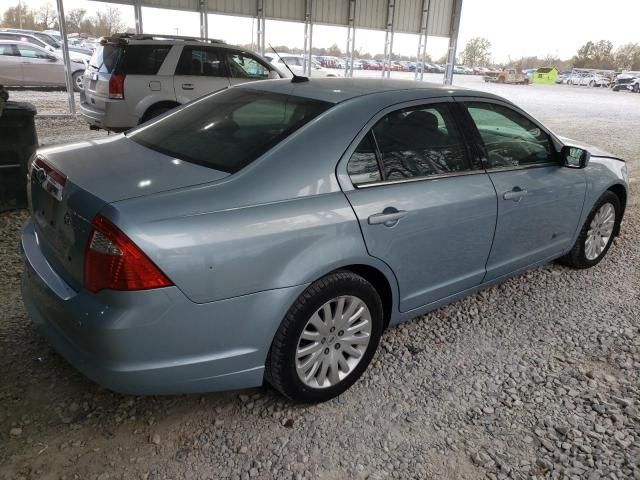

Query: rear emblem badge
left=63, top=213, right=71, bottom=225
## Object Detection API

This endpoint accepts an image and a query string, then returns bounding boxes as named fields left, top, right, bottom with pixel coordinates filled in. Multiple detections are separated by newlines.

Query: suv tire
left=141, top=104, right=178, bottom=124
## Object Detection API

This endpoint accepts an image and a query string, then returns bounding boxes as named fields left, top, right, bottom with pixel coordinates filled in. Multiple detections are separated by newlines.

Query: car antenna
left=269, top=44, right=309, bottom=83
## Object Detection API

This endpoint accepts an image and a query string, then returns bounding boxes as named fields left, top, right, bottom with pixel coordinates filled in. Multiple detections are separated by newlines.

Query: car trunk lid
left=30, top=136, right=229, bottom=290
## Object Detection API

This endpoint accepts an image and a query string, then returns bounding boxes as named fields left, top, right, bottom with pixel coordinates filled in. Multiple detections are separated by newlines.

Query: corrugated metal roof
left=89, top=0, right=456, bottom=36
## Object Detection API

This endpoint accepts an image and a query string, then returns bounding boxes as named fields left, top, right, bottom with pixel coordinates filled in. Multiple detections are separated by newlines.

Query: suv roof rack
left=102, top=33, right=226, bottom=45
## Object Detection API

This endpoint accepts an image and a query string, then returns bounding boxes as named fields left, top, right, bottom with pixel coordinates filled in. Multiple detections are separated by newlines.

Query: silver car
left=80, top=34, right=284, bottom=131
left=0, top=40, right=86, bottom=91
left=22, top=79, right=629, bottom=403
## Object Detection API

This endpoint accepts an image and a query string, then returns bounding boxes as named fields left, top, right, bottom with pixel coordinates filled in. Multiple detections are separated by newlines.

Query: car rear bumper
left=21, top=220, right=306, bottom=395
left=79, top=93, right=139, bottom=131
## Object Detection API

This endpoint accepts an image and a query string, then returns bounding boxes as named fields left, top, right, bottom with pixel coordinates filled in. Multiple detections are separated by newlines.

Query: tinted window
left=348, top=134, right=382, bottom=185
left=128, top=88, right=331, bottom=173
left=466, top=102, right=554, bottom=168
left=371, top=103, right=470, bottom=181
left=89, top=44, right=122, bottom=74
left=17, top=45, right=50, bottom=59
left=175, top=47, right=225, bottom=77
left=122, top=45, right=170, bottom=75
left=0, top=44, right=18, bottom=56
left=226, top=52, right=271, bottom=79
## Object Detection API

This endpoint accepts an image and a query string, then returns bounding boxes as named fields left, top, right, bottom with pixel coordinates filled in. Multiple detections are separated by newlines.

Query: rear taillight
left=30, top=155, right=67, bottom=201
left=108, top=73, right=125, bottom=99
left=84, top=214, right=173, bottom=293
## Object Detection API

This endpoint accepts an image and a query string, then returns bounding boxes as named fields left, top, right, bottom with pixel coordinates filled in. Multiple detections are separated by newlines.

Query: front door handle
left=503, top=187, right=528, bottom=202
left=368, top=208, right=408, bottom=227
left=182, top=83, right=194, bottom=90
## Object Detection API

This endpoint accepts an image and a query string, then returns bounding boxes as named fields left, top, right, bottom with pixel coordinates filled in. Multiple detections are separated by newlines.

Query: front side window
left=128, top=88, right=331, bottom=173
left=465, top=102, right=554, bottom=168
left=226, top=52, right=271, bottom=79
left=175, top=47, right=225, bottom=77
left=16, top=45, right=50, bottom=59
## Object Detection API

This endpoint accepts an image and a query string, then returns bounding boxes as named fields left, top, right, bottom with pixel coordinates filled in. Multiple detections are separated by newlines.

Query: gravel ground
left=1, top=80, right=639, bottom=480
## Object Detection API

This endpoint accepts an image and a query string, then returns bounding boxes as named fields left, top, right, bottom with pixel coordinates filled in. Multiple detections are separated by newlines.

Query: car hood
left=558, top=136, right=623, bottom=160
left=38, top=134, right=230, bottom=203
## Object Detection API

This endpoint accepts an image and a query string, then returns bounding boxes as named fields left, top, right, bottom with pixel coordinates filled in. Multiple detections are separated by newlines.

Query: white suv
left=80, top=34, right=285, bottom=131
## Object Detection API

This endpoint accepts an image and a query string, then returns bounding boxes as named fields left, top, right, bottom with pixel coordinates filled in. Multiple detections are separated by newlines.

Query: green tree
left=91, top=7, right=127, bottom=37
left=326, top=43, right=342, bottom=57
left=65, top=8, right=87, bottom=34
left=572, top=40, right=615, bottom=69
left=459, top=37, right=491, bottom=66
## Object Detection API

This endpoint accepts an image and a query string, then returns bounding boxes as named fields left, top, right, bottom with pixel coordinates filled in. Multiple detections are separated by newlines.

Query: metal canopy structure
left=56, top=0, right=463, bottom=114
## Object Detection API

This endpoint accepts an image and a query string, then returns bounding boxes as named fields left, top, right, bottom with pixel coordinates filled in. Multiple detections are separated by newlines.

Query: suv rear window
left=89, top=44, right=122, bottom=73
left=128, top=88, right=331, bottom=173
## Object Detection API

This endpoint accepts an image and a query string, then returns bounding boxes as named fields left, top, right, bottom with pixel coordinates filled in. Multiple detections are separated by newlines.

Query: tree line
left=1, top=3, right=127, bottom=38
left=460, top=36, right=640, bottom=71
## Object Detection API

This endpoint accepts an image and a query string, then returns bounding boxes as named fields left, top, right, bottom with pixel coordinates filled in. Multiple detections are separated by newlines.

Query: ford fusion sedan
left=21, top=79, right=628, bottom=403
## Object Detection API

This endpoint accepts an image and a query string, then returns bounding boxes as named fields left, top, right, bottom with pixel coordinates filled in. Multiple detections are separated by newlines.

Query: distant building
left=533, top=67, right=558, bottom=85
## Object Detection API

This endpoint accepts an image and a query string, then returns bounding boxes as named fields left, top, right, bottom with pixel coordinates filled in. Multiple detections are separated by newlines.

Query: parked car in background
left=612, top=73, right=640, bottom=93
left=0, top=40, right=86, bottom=91
left=555, top=71, right=572, bottom=84
left=22, top=78, right=628, bottom=403
left=0, top=30, right=90, bottom=65
left=567, top=72, right=610, bottom=88
left=360, top=59, right=379, bottom=70
left=484, top=68, right=530, bottom=84
left=80, top=34, right=284, bottom=131
left=264, top=53, right=338, bottom=78
left=453, top=65, right=466, bottom=74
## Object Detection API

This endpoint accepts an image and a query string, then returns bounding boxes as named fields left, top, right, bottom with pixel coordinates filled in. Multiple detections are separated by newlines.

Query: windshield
left=128, top=88, right=331, bottom=174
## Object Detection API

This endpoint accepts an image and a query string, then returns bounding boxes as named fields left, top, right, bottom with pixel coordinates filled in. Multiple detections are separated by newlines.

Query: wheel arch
left=607, top=183, right=627, bottom=235
left=140, top=100, right=181, bottom=123
left=327, top=263, right=396, bottom=330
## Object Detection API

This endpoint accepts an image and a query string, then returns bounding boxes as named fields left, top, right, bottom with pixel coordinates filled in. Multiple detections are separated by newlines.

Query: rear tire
left=72, top=71, right=84, bottom=92
left=140, top=105, right=177, bottom=124
left=559, top=191, right=621, bottom=269
left=265, top=271, right=383, bottom=403
left=634, top=84, right=640, bottom=93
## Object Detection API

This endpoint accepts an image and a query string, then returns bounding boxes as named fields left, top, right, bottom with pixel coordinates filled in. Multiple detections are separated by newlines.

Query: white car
left=567, top=72, right=610, bottom=88
left=264, top=53, right=339, bottom=78
left=0, top=31, right=90, bottom=65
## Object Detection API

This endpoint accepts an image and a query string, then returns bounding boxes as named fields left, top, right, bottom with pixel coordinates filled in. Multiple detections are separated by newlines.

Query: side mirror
left=561, top=146, right=590, bottom=169
left=47, top=54, right=58, bottom=61
left=267, top=70, right=280, bottom=80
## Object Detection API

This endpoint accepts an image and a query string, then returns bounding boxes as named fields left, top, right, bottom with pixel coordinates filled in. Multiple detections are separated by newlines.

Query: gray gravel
left=1, top=83, right=639, bottom=479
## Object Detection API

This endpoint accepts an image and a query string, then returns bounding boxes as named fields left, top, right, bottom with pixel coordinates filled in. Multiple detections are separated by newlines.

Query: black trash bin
left=0, top=101, right=38, bottom=212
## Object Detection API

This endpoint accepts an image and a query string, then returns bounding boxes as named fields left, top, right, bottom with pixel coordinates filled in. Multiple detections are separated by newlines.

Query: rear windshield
left=128, top=88, right=331, bottom=173
left=89, top=44, right=122, bottom=73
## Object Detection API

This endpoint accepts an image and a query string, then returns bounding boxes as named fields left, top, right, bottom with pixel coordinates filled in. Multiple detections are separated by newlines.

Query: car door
left=341, top=100, right=498, bottom=312
left=0, top=43, right=24, bottom=85
left=16, top=44, right=64, bottom=86
left=224, top=50, right=277, bottom=86
left=173, top=46, right=229, bottom=101
left=458, top=99, right=587, bottom=281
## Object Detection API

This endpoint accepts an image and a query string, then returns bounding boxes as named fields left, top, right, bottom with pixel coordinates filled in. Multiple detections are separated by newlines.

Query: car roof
left=236, top=77, right=502, bottom=104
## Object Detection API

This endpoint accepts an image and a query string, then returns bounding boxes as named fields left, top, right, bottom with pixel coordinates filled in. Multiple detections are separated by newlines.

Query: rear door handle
left=182, top=83, right=194, bottom=90
left=368, top=209, right=408, bottom=227
left=503, top=187, right=528, bottom=202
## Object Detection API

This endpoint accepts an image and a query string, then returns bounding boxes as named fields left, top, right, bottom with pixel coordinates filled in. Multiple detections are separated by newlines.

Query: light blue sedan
left=21, top=78, right=629, bottom=402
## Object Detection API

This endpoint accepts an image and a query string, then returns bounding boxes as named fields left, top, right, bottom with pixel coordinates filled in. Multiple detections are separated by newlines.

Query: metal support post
left=415, top=0, right=430, bottom=81
left=199, top=0, right=208, bottom=39
left=382, top=0, right=395, bottom=79
left=55, top=0, right=75, bottom=114
left=345, top=0, right=356, bottom=77
left=444, top=0, right=463, bottom=85
left=134, top=0, right=143, bottom=34
left=256, top=0, right=266, bottom=56
left=302, top=0, right=314, bottom=77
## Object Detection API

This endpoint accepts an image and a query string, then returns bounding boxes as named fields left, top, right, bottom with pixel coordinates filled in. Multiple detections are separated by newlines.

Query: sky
left=5, top=0, right=640, bottom=62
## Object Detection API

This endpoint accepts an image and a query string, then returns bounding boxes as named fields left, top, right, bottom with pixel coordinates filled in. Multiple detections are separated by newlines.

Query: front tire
left=265, top=271, right=384, bottom=403
left=559, top=191, right=621, bottom=269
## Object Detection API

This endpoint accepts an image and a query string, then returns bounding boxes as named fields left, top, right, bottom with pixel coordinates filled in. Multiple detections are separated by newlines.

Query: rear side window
left=0, top=44, right=18, bottom=56
left=122, top=45, right=170, bottom=75
left=128, top=88, right=331, bottom=173
left=89, top=44, right=122, bottom=74
left=175, top=47, right=225, bottom=77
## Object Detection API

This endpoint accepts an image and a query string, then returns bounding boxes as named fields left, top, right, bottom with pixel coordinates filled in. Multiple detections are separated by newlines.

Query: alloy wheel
left=585, top=202, right=616, bottom=260
left=295, top=295, right=372, bottom=389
